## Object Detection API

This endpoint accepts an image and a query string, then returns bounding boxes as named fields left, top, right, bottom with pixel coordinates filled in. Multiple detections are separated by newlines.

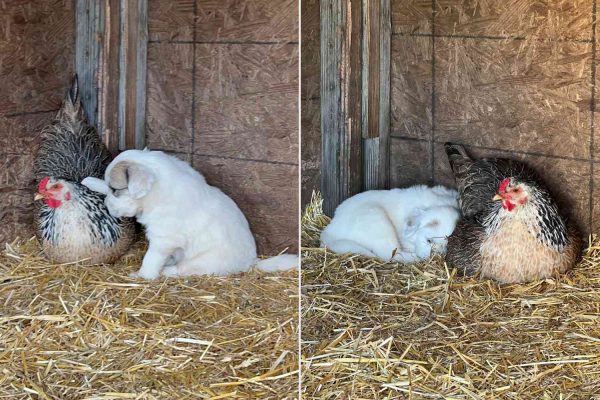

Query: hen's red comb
left=38, top=177, right=50, bottom=192
left=498, top=178, right=511, bottom=193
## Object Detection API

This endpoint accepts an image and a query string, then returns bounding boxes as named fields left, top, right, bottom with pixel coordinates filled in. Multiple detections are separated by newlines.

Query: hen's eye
left=427, top=239, right=432, bottom=244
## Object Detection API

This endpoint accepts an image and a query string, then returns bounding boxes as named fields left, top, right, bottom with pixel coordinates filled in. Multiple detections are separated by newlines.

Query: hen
left=33, top=76, right=135, bottom=264
left=444, top=143, right=582, bottom=283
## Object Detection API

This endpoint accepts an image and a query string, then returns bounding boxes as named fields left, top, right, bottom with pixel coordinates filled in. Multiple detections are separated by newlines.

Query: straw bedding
left=301, top=193, right=600, bottom=399
left=0, top=238, right=298, bottom=399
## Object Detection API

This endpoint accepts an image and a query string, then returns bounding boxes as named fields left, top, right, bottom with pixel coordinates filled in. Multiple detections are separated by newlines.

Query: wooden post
left=320, top=0, right=391, bottom=214
left=320, top=0, right=363, bottom=216
left=75, top=0, right=147, bottom=155
left=362, top=0, right=391, bottom=190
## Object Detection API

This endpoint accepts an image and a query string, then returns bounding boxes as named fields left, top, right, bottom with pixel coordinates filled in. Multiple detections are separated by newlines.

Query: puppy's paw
left=161, top=266, right=180, bottom=278
left=129, top=270, right=159, bottom=280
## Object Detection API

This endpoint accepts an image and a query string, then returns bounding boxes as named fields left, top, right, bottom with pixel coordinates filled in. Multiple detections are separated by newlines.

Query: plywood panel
left=301, top=98, right=320, bottom=207
left=148, top=0, right=195, bottom=41
left=301, top=0, right=320, bottom=100
left=194, top=44, right=298, bottom=162
left=0, top=0, right=74, bottom=115
left=389, top=137, right=432, bottom=187
left=196, top=0, right=298, bottom=42
left=436, top=0, right=592, bottom=40
left=391, top=0, right=432, bottom=34
left=436, top=38, right=592, bottom=159
left=193, top=155, right=298, bottom=254
left=146, top=43, right=194, bottom=152
left=390, top=35, right=432, bottom=140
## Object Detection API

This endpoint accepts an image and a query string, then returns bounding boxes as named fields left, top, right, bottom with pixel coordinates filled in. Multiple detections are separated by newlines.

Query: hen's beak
left=34, top=193, right=46, bottom=201
left=492, top=194, right=503, bottom=201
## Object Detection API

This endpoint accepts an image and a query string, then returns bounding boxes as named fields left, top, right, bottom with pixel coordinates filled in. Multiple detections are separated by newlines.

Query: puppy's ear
left=127, top=163, right=155, bottom=199
left=109, top=161, right=155, bottom=199
left=403, top=209, right=423, bottom=238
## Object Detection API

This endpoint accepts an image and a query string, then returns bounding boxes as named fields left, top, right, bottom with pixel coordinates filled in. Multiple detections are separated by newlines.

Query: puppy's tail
left=255, top=254, right=298, bottom=272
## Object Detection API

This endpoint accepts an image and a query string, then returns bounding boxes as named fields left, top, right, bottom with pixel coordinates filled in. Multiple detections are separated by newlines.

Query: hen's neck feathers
left=482, top=187, right=569, bottom=251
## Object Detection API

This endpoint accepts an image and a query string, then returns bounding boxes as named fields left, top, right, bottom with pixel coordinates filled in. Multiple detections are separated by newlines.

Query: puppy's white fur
left=82, top=150, right=297, bottom=279
left=320, top=185, right=460, bottom=262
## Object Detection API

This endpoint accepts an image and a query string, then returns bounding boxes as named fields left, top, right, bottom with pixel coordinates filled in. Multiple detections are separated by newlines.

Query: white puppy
left=82, top=149, right=297, bottom=279
left=320, top=185, right=460, bottom=262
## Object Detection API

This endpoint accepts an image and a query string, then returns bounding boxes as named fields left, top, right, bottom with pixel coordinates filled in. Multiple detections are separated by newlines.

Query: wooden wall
left=301, top=0, right=321, bottom=208
left=390, top=0, right=596, bottom=236
left=0, top=0, right=74, bottom=244
left=147, top=0, right=299, bottom=254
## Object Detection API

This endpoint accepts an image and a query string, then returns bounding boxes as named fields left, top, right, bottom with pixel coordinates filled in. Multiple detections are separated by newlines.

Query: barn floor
left=301, top=194, right=600, bottom=399
left=0, top=238, right=298, bottom=399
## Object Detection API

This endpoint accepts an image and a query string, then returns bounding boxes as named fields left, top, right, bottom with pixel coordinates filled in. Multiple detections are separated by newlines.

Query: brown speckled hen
left=444, top=143, right=582, bottom=283
left=33, top=76, right=135, bottom=265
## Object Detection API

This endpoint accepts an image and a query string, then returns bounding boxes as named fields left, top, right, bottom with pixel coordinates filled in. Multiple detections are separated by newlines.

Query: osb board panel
left=391, top=0, right=432, bottom=34
left=433, top=143, right=591, bottom=236
left=194, top=44, right=298, bottom=163
left=0, top=112, right=52, bottom=156
left=148, top=0, right=195, bottom=41
left=390, top=35, right=432, bottom=140
left=0, top=190, right=35, bottom=245
left=196, top=0, right=298, bottom=42
left=435, top=38, right=592, bottom=159
left=301, top=0, right=320, bottom=100
left=193, top=155, right=299, bottom=254
left=435, top=0, right=593, bottom=40
left=0, top=0, right=74, bottom=116
left=0, top=112, right=56, bottom=245
left=301, top=98, right=320, bottom=207
left=389, top=138, right=432, bottom=187
left=145, top=43, right=193, bottom=152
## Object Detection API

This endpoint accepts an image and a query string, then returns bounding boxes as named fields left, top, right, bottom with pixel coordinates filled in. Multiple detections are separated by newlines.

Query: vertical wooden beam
left=75, top=1, right=103, bottom=127
left=76, top=0, right=147, bottom=156
left=119, top=0, right=147, bottom=151
left=362, top=0, right=391, bottom=190
left=320, top=0, right=363, bottom=216
left=378, top=0, right=391, bottom=189
left=98, top=0, right=121, bottom=155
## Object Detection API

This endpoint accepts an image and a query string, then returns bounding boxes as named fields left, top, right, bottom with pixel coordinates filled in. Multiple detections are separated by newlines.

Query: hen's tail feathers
left=255, top=254, right=298, bottom=272
left=444, top=142, right=471, bottom=172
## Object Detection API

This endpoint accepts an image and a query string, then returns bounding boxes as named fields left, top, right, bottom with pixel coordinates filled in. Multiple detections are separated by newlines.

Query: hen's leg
left=131, top=246, right=172, bottom=280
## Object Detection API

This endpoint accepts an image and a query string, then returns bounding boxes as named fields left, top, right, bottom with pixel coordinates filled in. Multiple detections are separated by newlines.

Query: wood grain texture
left=436, top=0, right=593, bottom=40
left=196, top=0, right=298, bottom=42
left=301, top=98, right=321, bottom=207
left=389, top=137, right=432, bottom=187
left=0, top=112, right=56, bottom=245
left=120, top=0, right=148, bottom=150
left=193, top=155, right=299, bottom=254
left=148, top=0, right=195, bottom=41
left=320, top=0, right=363, bottom=216
left=146, top=43, right=194, bottom=152
left=435, top=38, right=592, bottom=159
left=390, top=35, right=432, bottom=140
left=0, top=0, right=74, bottom=116
left=391, top=0, right=432, bottom=34
left=434, top=143, right=591, bottom=236
left=301, top=0, right=320, bottom=100
left=194, top=44, right=298, bottom=163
